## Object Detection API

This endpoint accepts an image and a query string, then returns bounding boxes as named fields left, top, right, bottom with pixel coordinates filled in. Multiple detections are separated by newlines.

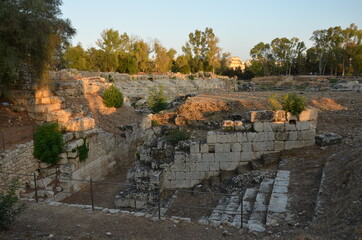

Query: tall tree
left=0, top=0, right=75, bottom=96
left=63, top=44, right=88, bottom=70
left=250, top=42, right=273, bottom=76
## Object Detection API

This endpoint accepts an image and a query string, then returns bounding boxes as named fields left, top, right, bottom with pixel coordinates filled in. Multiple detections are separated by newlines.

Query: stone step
left=242, top=187, right=258, bottom=224
left=64, top=117, right=95, bottom=132
left=208, top=196, right=229, bottom=226
left=35, top=96, right=65, bottom=105
left=266, top=170, right=290, bottom=227
left=27, top=103, right=62, bottom=113
left=247, top=178, right=274, bottom=232
left=46, top=109, right=73, bottom=123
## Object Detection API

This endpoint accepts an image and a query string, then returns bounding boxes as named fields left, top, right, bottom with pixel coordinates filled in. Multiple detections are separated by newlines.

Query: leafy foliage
left=268, top=94, right=282, bottom=111
left=77, top=139, right=89, bottom=162
left=0, top=0, right=75, bottom=97
left=166, top=128, right=191, bottom=145
left=34, top=123, right=64, bottom=164
left=148, top=86, right=167, bottom=113
left=279, top=93, right=306, bottom=116
left=103, top=85, right=124, bottom=108
left=0, top=179, right=25, bottom=230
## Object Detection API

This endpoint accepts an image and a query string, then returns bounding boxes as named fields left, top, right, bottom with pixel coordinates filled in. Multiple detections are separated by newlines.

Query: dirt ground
left=1, top=90, right=362, bottom=239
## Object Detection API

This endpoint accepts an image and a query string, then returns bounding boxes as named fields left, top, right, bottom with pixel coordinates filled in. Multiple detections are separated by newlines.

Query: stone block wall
left=161, top=109, right=318, bottom=189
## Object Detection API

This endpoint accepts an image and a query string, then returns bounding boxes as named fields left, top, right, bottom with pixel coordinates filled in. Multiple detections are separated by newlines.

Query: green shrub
left=77, top=139, right=89, bottom=162
left=279, top=93, right=306, bottom=116
left=0, top=179, right=25, bottom=230
left=34, top=123, right=64, bottom=164
left=103, top=85, right=124, bottom=108
left=188, top=75, right=195, bottom=80
left=148, top=86, right=167, bottom=113
left=268, top=94, right=282, bottom=111
left=329, top=78, right=339, bottom=84
left=166, top=128, right=190, bottom=145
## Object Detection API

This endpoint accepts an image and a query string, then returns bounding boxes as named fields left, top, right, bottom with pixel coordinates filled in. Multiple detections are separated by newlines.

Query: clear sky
left=61, top=0, right=362, bottom=61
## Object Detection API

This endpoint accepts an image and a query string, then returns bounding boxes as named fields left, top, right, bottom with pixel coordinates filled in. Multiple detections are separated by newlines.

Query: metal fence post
left=90, top=178, right=95, bottom=211
left=158, top=186, right=161, bottom=220
left=240, top=189, right=243, bottom=229
left=33, top=172, right=38, bottom=203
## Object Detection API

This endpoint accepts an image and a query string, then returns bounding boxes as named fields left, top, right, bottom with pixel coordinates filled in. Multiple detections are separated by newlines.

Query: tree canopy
left=0, top=0, right=75, bottom=97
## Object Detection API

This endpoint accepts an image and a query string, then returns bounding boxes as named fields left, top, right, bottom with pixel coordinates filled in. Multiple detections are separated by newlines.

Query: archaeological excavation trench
left=1, top=71, right=360, bottom=237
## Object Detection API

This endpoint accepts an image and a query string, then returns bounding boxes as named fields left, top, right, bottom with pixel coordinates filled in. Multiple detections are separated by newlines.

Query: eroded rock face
left=315, top=132, right=342, bottom=146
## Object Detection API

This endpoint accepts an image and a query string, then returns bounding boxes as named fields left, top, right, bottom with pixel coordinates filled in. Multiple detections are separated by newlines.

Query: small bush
left=148, top=86, right=167, bottom=113
left=329, top=78, right=339, bottom=84
left=166, top=128, right=190, bottom=145
left=77, top=139, right=89, bottom=162
left=268, top=94, right=282, bottom=111
left=103, top=85, right=124, bottom=108
left=188, top=75, right=195, bottom=80
left=34, top=123, right=64, bottom=164
left=279, top=93, right=306, bottom=116
left=0, top=179, right=25, bottom=230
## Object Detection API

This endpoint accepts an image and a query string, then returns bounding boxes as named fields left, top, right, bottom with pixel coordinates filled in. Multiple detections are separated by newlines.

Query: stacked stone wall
left=161, top=109, right=318, bottom=189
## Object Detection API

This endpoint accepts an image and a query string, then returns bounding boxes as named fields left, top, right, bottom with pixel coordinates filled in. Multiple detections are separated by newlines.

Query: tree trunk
left=342, top=58, right=345, bottom=77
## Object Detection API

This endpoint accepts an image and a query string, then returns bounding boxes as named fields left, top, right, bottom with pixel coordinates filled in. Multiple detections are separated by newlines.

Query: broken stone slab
left=315, top=132, right=342, bottom=146
left=245, top=110, right=274, bottom=122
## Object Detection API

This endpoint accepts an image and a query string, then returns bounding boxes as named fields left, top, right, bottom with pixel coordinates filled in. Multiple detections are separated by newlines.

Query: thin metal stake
left=90, top=178, right=95, bottom=211
left=240, top=189, right=243, bottom=228
left=158, top=187, right=161, bottom=220
left=33, top=173, right=38, bottom=203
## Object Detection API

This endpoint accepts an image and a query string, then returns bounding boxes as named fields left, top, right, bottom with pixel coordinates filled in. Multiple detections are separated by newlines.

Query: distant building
left=226, top=57, right=246, bottom=71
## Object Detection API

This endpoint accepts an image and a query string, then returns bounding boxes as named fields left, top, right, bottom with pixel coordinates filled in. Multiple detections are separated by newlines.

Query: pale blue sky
left=61, top=0, right=362, bottom=60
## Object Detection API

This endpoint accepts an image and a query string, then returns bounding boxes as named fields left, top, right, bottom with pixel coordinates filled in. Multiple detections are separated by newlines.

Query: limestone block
left=296, top=121, right=311, bottom=131
left=245, top=110, right=274, bottom=122
left=67, top=151, right=78, bottom=159
left=115, top=198, right=135, bottom=208
left=141, top=114, right=153, bottom=130
left=186, top=172, right=194, bottom=180
left=270, top=122, right=285, bottom=132
left=222, top=120, right=235, bottom=131
left=253, top=141, right=275, bottom=152
left=209, top=161, right=220, bottom=171
left=247, top=132, right=256, bottom=141
left=200, top=144, right=209, bottom=153
left=214, top=153, right=226, bottom=162
left=220, top=161, right=239, bottom=171
left=275, top=132, right=288, bottom=141
left=253, top=122, right=264, bottom=132
left=268, top=132, right=275, bottom=141
left=215, top=143, right=223, bottom=153
left=205, top=171, right=219, bottom=178
left=285, top=122, right=296, bottom=131
left=174, top=152, right=186, bottom=163
left=241, top=143, right=252, bottom=152
left=66, top=139, right=84, bottom=152
left=234, top=121, right=245, bottom=131
left=284, top=140, right=304, bottom=150
left=288, top=131, right=298, bottom=141
left=194, top=162, right=210, bottom=172
left=202, top=153, right=215, bottom=162
left=236, top=132, right=248, bottom=142
left=222, top=143, right=231, bottom=153
left=58, top=158, right=69, bottom=165
left=39, top=162, right=51, bottom=169
left=170, top=162, right=190, bottom=172
left=220, top=133, right=236, bottom=143
left=189, top=153, right=202, bottom=162
left=310, top=120, right=317, bottom=130
left=190, top=142, right=200, bottom=153
left=274, top=141, right=285, bottom=151
left=59, top=164, right=75, bottom=174
left=298, top=130, right=315, bottom=140
left=240, top=152, right=254, bottom=162
left=207, top=131, right=217, bottom=143
left=299, top=109, right=318, bottom=121
left=254, top=132, right=268, bottom=142
left=231, top=143, right=241, bottom=152
left=304, top=139, right=315, bottom=146
left=175, top=172, right=186, bottom=180
left=162, top=170, right=175, bottom=181
left=263, top=122, right=273, bottom=132
left=193, top=171, right=206, bottom=180
left=273, top=110, right=287, bottom=122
